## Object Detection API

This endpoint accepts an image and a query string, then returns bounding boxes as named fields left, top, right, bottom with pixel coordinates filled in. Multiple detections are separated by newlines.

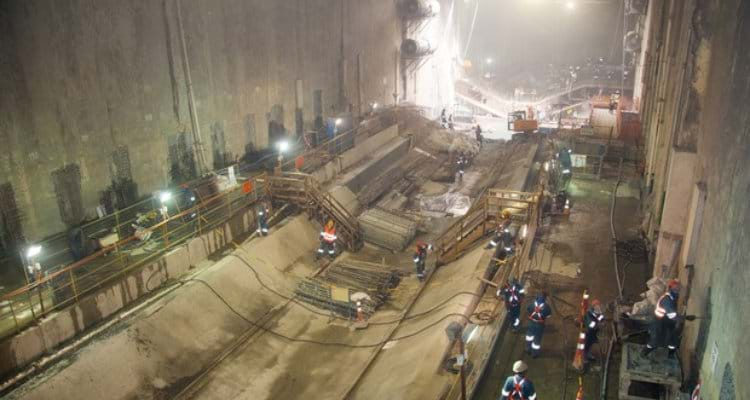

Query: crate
left=619, top=343, right=681, bottom=400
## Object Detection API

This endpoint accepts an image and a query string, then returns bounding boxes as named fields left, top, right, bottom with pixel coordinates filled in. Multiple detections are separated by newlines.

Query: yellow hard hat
left=502, top=210, right=511, bottom=219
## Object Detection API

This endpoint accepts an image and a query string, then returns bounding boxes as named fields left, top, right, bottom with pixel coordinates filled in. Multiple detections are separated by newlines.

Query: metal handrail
left=0, top=174, right=268, bottom=338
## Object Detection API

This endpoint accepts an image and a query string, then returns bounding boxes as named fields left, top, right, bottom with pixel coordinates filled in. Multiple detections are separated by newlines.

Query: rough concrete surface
left=349, top=247, right=487, bottom=400
left=6, top=215, right=320, bottom=399
left=474, top=176, right=648, bottom=400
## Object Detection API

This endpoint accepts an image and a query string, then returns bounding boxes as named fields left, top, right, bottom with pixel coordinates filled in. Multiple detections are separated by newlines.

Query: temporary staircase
left=434, top=189, right=539, bottom=265
left=264, top=172, right=363, bottom=251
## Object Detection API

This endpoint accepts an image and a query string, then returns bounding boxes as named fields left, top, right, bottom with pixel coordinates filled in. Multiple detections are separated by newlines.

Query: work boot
left=668, top=349, right=676, bottom=359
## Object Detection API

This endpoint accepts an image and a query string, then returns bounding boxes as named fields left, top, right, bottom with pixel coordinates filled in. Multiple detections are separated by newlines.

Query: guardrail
left=0, top=173, right=268, bottom=340
left=280, top=108, right=398, bottom=172
left=435, top=189, right=539, bottom=265
left=0, top=107, right=402, bottom=342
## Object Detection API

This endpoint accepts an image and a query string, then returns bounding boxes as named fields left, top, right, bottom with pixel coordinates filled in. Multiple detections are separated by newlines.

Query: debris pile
left=295, top=260, right=402, bottom=318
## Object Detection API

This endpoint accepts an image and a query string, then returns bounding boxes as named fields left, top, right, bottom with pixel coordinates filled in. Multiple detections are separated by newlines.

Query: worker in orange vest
left=316, top=219, right=337, bottom=260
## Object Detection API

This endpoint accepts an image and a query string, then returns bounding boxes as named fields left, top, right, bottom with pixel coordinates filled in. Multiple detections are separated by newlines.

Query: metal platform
left=619, top=343, right=682, bottom=400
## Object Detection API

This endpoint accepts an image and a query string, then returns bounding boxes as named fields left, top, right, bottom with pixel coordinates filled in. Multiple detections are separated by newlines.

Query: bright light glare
left=26, top=245, right=42, bottom=258
left=276, top=140, right=290, bottom=153
left=485, top=57, right=493, bottom=65
left=159, top=191, right=172, bottom=203
left=566, top=1, right=575, bottom=10
left=335, top=118, right=343, bottom=126
left=465, top=325, right=479, bottom=343
left=372, top=102, right=379, bottom=109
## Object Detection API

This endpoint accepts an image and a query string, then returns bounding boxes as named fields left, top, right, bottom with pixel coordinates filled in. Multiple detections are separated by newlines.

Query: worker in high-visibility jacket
left=500, top=360, right=537, bottom=400
left=642, top=280, right=680, bottom=357
left=413, top=241, right=432, bottom=281
left=583, top=299, right=605, bottom=362
left=256, top=203, right=270, bottom=236
left=487, top=210, right=512, bottom=249
left=525, top=292, right=552, bottom=358
left=456, top=152, right=467, bottom=182
left=498, top=278, right=525, bottom=332
left=316, top=220, right=337, bottom=259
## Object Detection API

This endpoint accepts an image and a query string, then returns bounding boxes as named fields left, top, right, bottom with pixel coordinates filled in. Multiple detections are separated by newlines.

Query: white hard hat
left=512, top=360, right=528, bottom=373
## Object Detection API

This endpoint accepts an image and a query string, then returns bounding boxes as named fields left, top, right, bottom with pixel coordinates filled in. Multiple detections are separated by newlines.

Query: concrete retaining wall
left=311, top=125, right=400, bottom=184
left=0, top=207, right=255, bottom=381
left=0, top=122, right=406, bottom=381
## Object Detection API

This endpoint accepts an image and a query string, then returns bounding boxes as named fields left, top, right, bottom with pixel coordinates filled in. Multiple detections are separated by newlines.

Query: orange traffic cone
left=572, top=330, right=586, bottom=370
left=572, top=290, right=589, bottom=371
left=576, top=377, right=584, bottom=400
left=578, top=289, right=590, bottom=323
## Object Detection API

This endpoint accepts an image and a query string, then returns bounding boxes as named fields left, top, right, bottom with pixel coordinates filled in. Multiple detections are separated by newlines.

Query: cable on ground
left=186, top=277, right=473, bottom=348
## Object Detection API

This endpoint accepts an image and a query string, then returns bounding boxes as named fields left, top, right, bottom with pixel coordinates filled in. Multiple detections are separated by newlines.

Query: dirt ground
left=473, top=173, right=648, bottom=399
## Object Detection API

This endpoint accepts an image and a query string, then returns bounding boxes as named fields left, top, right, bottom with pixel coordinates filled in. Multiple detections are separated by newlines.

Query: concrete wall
left=639, top=1, right=750, bottom=398
left=0, top=0, right=402, bottom=240
left=0, top=206, right=251, bottom=380
left=0, top=120, right=407, bottom=380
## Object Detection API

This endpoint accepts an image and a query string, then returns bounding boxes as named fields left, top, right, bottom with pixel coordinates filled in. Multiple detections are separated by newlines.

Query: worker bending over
left=642, top=280, right=680, bottom=357
left=413, top=241, right=432, bottom=281
left=583, top=299, right=605, bottom=362
left=498, top=278, right=525, bottom=332
left=316, top=219, right=337, bottom=260
left=499, top=360, right=537, bottom=400
left=526, top=292, right=552, bottom=358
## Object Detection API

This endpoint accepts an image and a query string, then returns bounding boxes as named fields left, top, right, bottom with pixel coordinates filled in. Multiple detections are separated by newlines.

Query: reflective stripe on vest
left=654, top=293, right=677, bottom=319
left=529, top=302, right=545, bottom=323
left=511, top=376, right=527, bottom=399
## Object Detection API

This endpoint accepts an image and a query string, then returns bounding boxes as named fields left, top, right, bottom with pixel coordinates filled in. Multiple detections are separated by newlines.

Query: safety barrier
left=434, top=189, right=540, bottom=265
left=0, top=173, right=268, bottom=340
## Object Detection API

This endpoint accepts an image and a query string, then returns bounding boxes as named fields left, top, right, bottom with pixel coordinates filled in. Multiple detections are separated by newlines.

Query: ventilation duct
left=401, top=38, right=433, bottom=58
left=399, top=0, right=440, bottom=18
left=625, top=31, right=642, bottom=52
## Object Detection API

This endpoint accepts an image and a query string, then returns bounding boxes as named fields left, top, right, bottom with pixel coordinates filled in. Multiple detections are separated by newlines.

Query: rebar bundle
left=294, top=260, right=402, bottom=319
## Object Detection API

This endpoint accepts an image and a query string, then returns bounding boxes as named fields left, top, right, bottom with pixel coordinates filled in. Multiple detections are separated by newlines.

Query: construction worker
left=316, top=219, right=337, bottom=260
left=498, top=278, right=525, bottom=332
left=526, top=292, right=552, bottom=358
left=642, top=280, right=680, bottom=357
left=440, top=108, right=447, bottom=128
left=256, top=203, right=270, bottom=236
left=413, top=241, right=432, bottom=281
left=499, top=360, right=537, bottom=400
left=455, top=152, right=467, bottom=183
left=583, top=299, right=605, bottom=362
left=487, top=210, right=513, bottom=250
left=448, top=114, right=455, bottom=130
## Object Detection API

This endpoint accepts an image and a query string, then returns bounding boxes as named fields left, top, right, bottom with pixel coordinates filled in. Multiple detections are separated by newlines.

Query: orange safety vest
left=321, top=226, right=337, bottom=243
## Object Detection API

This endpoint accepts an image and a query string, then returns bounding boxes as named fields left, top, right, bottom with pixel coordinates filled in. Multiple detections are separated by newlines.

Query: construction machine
left=507, top=107, right=538, bottom=136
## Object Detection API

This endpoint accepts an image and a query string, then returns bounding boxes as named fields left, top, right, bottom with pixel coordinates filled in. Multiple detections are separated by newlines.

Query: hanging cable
left=226, top=253, right=493, bottom=325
